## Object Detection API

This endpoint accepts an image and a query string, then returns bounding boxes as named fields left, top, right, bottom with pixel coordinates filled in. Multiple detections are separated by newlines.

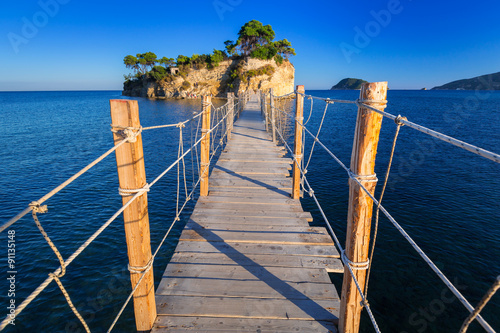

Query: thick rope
left=29, top=202, right=91, bottom=332
left=459, top=276, right=500, bottom=333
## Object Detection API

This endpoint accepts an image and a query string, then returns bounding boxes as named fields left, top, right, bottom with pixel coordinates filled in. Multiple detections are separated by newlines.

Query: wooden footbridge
left=5, top=82, right=498, bottom=333
left=152, top=94, right=342, bottom=332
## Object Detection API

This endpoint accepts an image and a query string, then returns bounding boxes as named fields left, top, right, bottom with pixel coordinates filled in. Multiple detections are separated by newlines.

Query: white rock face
left=123, top=58, right=295, bottom=98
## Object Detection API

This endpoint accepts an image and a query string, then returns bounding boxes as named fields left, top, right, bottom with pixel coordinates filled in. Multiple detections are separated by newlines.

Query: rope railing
left=0, top=94, right=243, bottom=332
left=264, top=89, right=498, bottom=333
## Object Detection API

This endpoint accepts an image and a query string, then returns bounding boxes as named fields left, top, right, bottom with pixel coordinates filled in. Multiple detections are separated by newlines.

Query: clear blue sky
left=1, top=0, right=499, bottom=91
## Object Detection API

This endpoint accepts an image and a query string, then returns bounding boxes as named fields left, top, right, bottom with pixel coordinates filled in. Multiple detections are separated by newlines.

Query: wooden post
left=339, top=82, right=388, bottom=333
left=200, top=96, right=211, bottom=196
left=110, top=100, right=156, bottom=331
left=270, top=88, right=276, bottom=143
left=227, top=93, right=234, bottom=140
left=292, top=85, right=304, bottom=199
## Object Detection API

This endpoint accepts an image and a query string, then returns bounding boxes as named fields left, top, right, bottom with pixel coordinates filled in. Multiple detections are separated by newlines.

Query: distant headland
left=122, top=20, right=296, bottom=99
left=330, top=78, right=368, bottom=90
left=432, top=71, right=500, bottom=90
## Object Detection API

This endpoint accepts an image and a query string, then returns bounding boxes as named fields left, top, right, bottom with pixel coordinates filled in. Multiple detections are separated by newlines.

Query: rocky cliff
left=123, top=58, right=295, bottom=98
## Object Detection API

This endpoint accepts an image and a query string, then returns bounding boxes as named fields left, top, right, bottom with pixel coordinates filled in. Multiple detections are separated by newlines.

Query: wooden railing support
left=200, top=95, right=212, bottom=196
left=270, top=88, right=276, bottom=143
left=227, top=92, right=234, bottom=140
left=110, top=99, right=156, bottom=331
left=339, top=81, right=388, bottom=333
left=292, top=85, right=304, bottom=199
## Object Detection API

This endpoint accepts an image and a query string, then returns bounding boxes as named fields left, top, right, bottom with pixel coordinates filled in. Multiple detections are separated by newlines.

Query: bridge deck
left=152, top=95, right=342, bottom=332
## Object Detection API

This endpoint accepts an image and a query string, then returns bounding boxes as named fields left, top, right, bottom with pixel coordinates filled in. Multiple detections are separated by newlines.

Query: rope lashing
left=348, top=171, right=378, bottom=183
left=110, top=124, right=143, bottom=143
left=341, top=250, right=370, bottom=271
left=29, top=201, right=48, bottom=214
left=293, top=154, right=303, bottom=159
left=394, top=114, right=407, bottom=126
left=128, top=258, right=153, bottom=275
left=118, top=184, right=150, bottom=197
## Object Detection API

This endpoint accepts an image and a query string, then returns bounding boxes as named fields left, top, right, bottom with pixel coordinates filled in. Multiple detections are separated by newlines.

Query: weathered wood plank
left=169, top=252, right=343, bottom=272
left=187, top=216, right=312, bottom=226
left=179, top=229, right=334, bottom=245
left=175, top=241, right=340, bottom=258
left=156, top=277, right=339, bottom=300
left=197, top=196, right=300, bottom=205
left=193, top=202, right=304, bottom=212
left=154, top=316, right=338, bottom=332
left=155, top=295, right=339, bottom=321
left=190, top=209, right=313, bottom=220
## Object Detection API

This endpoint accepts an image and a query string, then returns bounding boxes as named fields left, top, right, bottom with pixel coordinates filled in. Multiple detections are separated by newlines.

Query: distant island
left=122, top=20, right=296, bottom=98
left=331, top=78, right=368, bottom=90
left=432, top=71, right=500, bottom=90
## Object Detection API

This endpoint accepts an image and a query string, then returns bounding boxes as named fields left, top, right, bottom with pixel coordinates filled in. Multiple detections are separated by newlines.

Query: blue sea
left=0, top=90, right=498, bottom=332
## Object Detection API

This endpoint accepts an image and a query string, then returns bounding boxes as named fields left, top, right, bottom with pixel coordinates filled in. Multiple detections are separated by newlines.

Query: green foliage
left=274, top=54, right=283, bottom=65
left=250, top=43, right=277, bottom=60
left=150, top=65, right=168, bottom=81
left=210, top=49, right=225, bottom=67
left=176, top=55, right=190, bottom=66
left=236, top=20, right=275, bottom=56
left=159, top=57, right=175, bottom=69
left=243, top=65, right=275, bottom=82
left=224, top=40, right=237, bottom=56
left=180, top=80, right=191, bottom=91
left=274, top=39, right=296, bottom=59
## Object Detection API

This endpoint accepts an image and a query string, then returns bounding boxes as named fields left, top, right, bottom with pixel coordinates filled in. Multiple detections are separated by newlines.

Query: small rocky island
left=122, top=20, right=296, bottom=98
left=432, top=71, right=500, bottom=90
left=330, top=78, right=368, bottom=90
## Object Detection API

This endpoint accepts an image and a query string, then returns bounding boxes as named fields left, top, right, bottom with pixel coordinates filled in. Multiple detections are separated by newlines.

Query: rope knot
left=176, top=122, right=186, bottom=129
left=118, top=184, right=150, bottom=197
left=348, top=171, right=378, bottom=183
left=128, top=258, right=153, bottom=275
left=29, top=201, right=48, bottom=214
left=394, top=115, right=407, bottom=126
left=308, top=189, right=314, bottom=197
left=111, top=125, right=143, bottom=143
left=341, top=250, right=370, bottom=271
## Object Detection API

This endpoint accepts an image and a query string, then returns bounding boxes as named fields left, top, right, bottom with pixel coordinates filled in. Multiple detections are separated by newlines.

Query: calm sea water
left=0, top=90, right=498, bottom=332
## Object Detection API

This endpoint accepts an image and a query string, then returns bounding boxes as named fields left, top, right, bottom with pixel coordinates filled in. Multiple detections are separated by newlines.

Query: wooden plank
left=175, top=241, right=340, bottom=258
left=179, top=229, right=334, bottom=245
left=190, top=209, right=313, bottom=220
left=197, top=196, right=300, bottom=205
left=193, top=202, right=304, bottom=212
left=161, top=263, right=332, bottom=284
left=156, top=277, right=339, bottom=300
left=169, top=252, right=343, bottom=272
left=187, top=216, right=312, bottom=226
left=186, top=223, right=327, bottom=234
left=155, top=295, right=339, bottom=321
left=154, top=316, right=338, bottom=332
